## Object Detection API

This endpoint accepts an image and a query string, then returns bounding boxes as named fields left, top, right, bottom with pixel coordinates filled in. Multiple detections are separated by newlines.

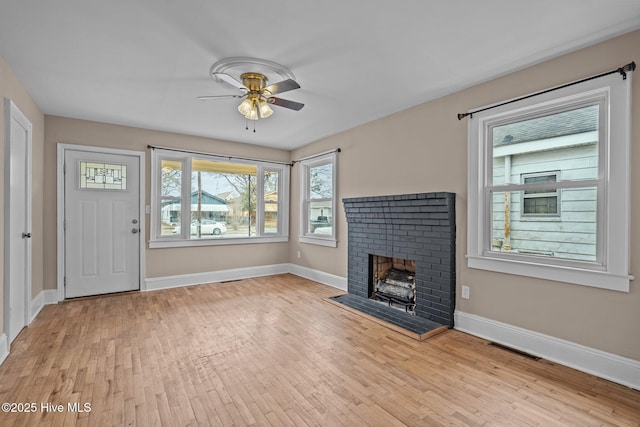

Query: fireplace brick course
left=343, top=192, right=456, bottom=327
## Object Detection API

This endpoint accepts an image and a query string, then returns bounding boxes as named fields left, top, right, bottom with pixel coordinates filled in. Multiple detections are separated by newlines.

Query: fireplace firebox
left=370, top=255, right=416, bottom=313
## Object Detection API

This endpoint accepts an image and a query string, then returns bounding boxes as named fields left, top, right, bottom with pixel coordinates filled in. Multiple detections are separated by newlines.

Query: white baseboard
left=287, top=264, right=347, bottom=291
left=144, top=263, right=348, bottom=293
left=455, top=311, right=640, bottom=391
left=43, top=289, right=59, bottom=305
left=30, top=289, right=58, bottom=323
left=31, top=291, right=44, bottom=323
left=0, top=333, right=7, bottom=366
left=144, top=263, right=291, bottom=292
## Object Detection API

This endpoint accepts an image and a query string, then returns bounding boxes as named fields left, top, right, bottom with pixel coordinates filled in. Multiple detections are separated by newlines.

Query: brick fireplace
left=343, top=192, right=456, bottom=328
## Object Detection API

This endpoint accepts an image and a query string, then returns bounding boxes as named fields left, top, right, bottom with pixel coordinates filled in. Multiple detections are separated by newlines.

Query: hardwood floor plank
left=0, top=274, right=638, bottom=426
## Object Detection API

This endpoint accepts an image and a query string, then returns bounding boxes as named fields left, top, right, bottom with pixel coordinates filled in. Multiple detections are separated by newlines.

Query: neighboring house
left=216, top=190, right=238, bottom=204
left=264, top=190, right=279, bottom=231
left=491, top=105, right=598, bottom=261
left=161, top=190, right=230, bottom=224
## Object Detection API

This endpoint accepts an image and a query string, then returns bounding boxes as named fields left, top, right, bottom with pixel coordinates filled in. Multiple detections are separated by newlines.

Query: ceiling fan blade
left=263, top=79, right=300, bottom=96
left=197, top=94, right=245, bottom=100
left=212, top=72, right=248, bottom=91
left=267, top=97, right=304, bottom=111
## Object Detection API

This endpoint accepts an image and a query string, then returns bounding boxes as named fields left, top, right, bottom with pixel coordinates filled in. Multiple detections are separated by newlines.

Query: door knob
left=132, top=228, right=139, bottom=234
left=22, top=232, right=32, bottom=238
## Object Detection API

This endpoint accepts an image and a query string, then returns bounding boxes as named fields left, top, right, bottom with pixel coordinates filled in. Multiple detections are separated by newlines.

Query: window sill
left=467, top=254, right=632, bottom=292
left=519, top=216, right=561, bottom=222
left=299, top=235, right=337, bottom=248
left=149, top=235, right=289, bottom=248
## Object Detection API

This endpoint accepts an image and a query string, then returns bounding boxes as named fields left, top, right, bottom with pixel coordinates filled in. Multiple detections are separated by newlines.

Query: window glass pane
left=523, top=196, right=558, bottom=215
left=160, top=160, right=182, bottom=235
left=160, top=200, right=181, bottom=236
left=524, top=174, right=556, bottom=186
left=522, top=173, right=559, bottom=216
left=191, top=159, right=257, bottom=238
left=264, top=170, right=279, bottom=234
left=491, top=189, right=596, bottom=261
left=264, top=204, right=278, bottom=234
left=307, top=200, right=332, bottom=235
left=492, top=104, right=599, bottom=186
left=309, top=163, right=333, bottom=199
left=161, top=160, right=182, bottom=197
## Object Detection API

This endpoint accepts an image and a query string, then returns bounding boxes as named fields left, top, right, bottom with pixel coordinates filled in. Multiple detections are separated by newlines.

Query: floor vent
left=489, top=342, right=541, bottom=361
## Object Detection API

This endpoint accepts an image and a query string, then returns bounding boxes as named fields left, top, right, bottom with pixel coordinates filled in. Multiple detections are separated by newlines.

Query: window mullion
left=490, top=179, right=599, bottom=193
left=181, top=157, right=192, bottom=239
left=256, top=165, right=265, bottom=237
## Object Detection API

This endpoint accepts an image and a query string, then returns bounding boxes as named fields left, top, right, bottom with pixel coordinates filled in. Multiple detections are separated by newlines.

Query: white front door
left=5, top=99, right=32, bottom=344
left=64, top=149, right=141, bottom=298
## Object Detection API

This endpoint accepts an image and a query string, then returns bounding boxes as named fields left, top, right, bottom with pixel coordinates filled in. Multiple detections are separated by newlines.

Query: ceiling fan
left=198, top=71, right=304, bottom=121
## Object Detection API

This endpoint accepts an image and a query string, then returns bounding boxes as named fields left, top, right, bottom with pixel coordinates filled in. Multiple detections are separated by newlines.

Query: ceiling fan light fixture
left=245, top=101, right=259, bottom=121
left=258, top=98, right=273, bottom=119
left=237, top=98, right=254, bottom=117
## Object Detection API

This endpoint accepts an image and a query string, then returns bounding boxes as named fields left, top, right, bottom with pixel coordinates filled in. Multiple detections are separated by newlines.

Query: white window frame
left=150, top=148, right=289, bottom=248
left=299, top=151, right=337, bottom=247
left=467, top=72, right=632, bottom=292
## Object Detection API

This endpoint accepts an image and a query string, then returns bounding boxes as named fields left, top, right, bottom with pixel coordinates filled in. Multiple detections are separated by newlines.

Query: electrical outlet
left=297, top=250, right=301, bottom=258
left=462, top=285, right=470, bottom=300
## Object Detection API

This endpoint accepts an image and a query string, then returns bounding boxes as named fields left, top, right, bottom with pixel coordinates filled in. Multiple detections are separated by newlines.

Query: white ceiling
left=1, top=1, right=639, bottom=150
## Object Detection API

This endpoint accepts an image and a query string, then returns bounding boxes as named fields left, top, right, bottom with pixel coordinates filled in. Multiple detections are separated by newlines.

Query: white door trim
left=3, top=99, right=32, bottom=347
left=57, top=143, right=146, bottom=301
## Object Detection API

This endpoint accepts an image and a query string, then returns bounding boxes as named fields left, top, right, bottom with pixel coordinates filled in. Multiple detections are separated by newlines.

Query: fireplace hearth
left=342, top=192, right=456, bottom=330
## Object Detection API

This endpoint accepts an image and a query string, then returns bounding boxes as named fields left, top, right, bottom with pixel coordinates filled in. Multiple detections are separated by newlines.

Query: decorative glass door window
left=80, top=161, right=127, bottom=190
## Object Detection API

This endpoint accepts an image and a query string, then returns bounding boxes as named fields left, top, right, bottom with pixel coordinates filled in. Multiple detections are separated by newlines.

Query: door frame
left=3, top=99, right=32, bottom=348
left=57, top=143, right=146, bottom=301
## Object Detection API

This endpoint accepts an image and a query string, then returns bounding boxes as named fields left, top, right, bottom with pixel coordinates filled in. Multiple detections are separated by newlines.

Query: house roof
left=493, top=104, right=598, bottom=146
left=190, top=190, right=228, bottom=205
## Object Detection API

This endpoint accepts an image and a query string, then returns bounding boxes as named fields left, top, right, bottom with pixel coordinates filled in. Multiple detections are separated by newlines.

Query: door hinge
left=64, top=277, right=66, bottom=287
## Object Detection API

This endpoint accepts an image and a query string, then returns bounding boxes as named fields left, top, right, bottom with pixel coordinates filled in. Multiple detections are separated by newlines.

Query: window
left=299, top=152, right=337, bottom=247
left=150, top=149, right=289, bottom=247
left=521, top=172, right=560, bottom=217
left=467, top=72, right=631, bottom=291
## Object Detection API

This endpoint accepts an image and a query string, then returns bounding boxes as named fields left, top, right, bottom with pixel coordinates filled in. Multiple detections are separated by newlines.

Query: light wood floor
left=1, top=274, right=639, bottom=426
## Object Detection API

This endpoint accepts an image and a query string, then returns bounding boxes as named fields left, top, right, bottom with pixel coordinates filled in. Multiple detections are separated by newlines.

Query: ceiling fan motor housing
left=240, top=72, right=268, bottom=93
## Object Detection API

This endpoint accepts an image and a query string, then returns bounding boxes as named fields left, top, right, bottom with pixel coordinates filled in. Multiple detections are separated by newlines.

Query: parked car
left=190, top=220, right=227, bottom=235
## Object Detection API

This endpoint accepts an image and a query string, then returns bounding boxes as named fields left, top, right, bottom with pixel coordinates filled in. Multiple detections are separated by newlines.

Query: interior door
left=64, top=149, right=140, bottom=298
left=5, top=100, right=32, bottom=343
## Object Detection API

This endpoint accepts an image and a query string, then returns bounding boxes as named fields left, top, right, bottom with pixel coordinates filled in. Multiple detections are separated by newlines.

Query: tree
left=161, top=165, right=182, bottom=197
left=310, top=164, right=332, bottom=198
